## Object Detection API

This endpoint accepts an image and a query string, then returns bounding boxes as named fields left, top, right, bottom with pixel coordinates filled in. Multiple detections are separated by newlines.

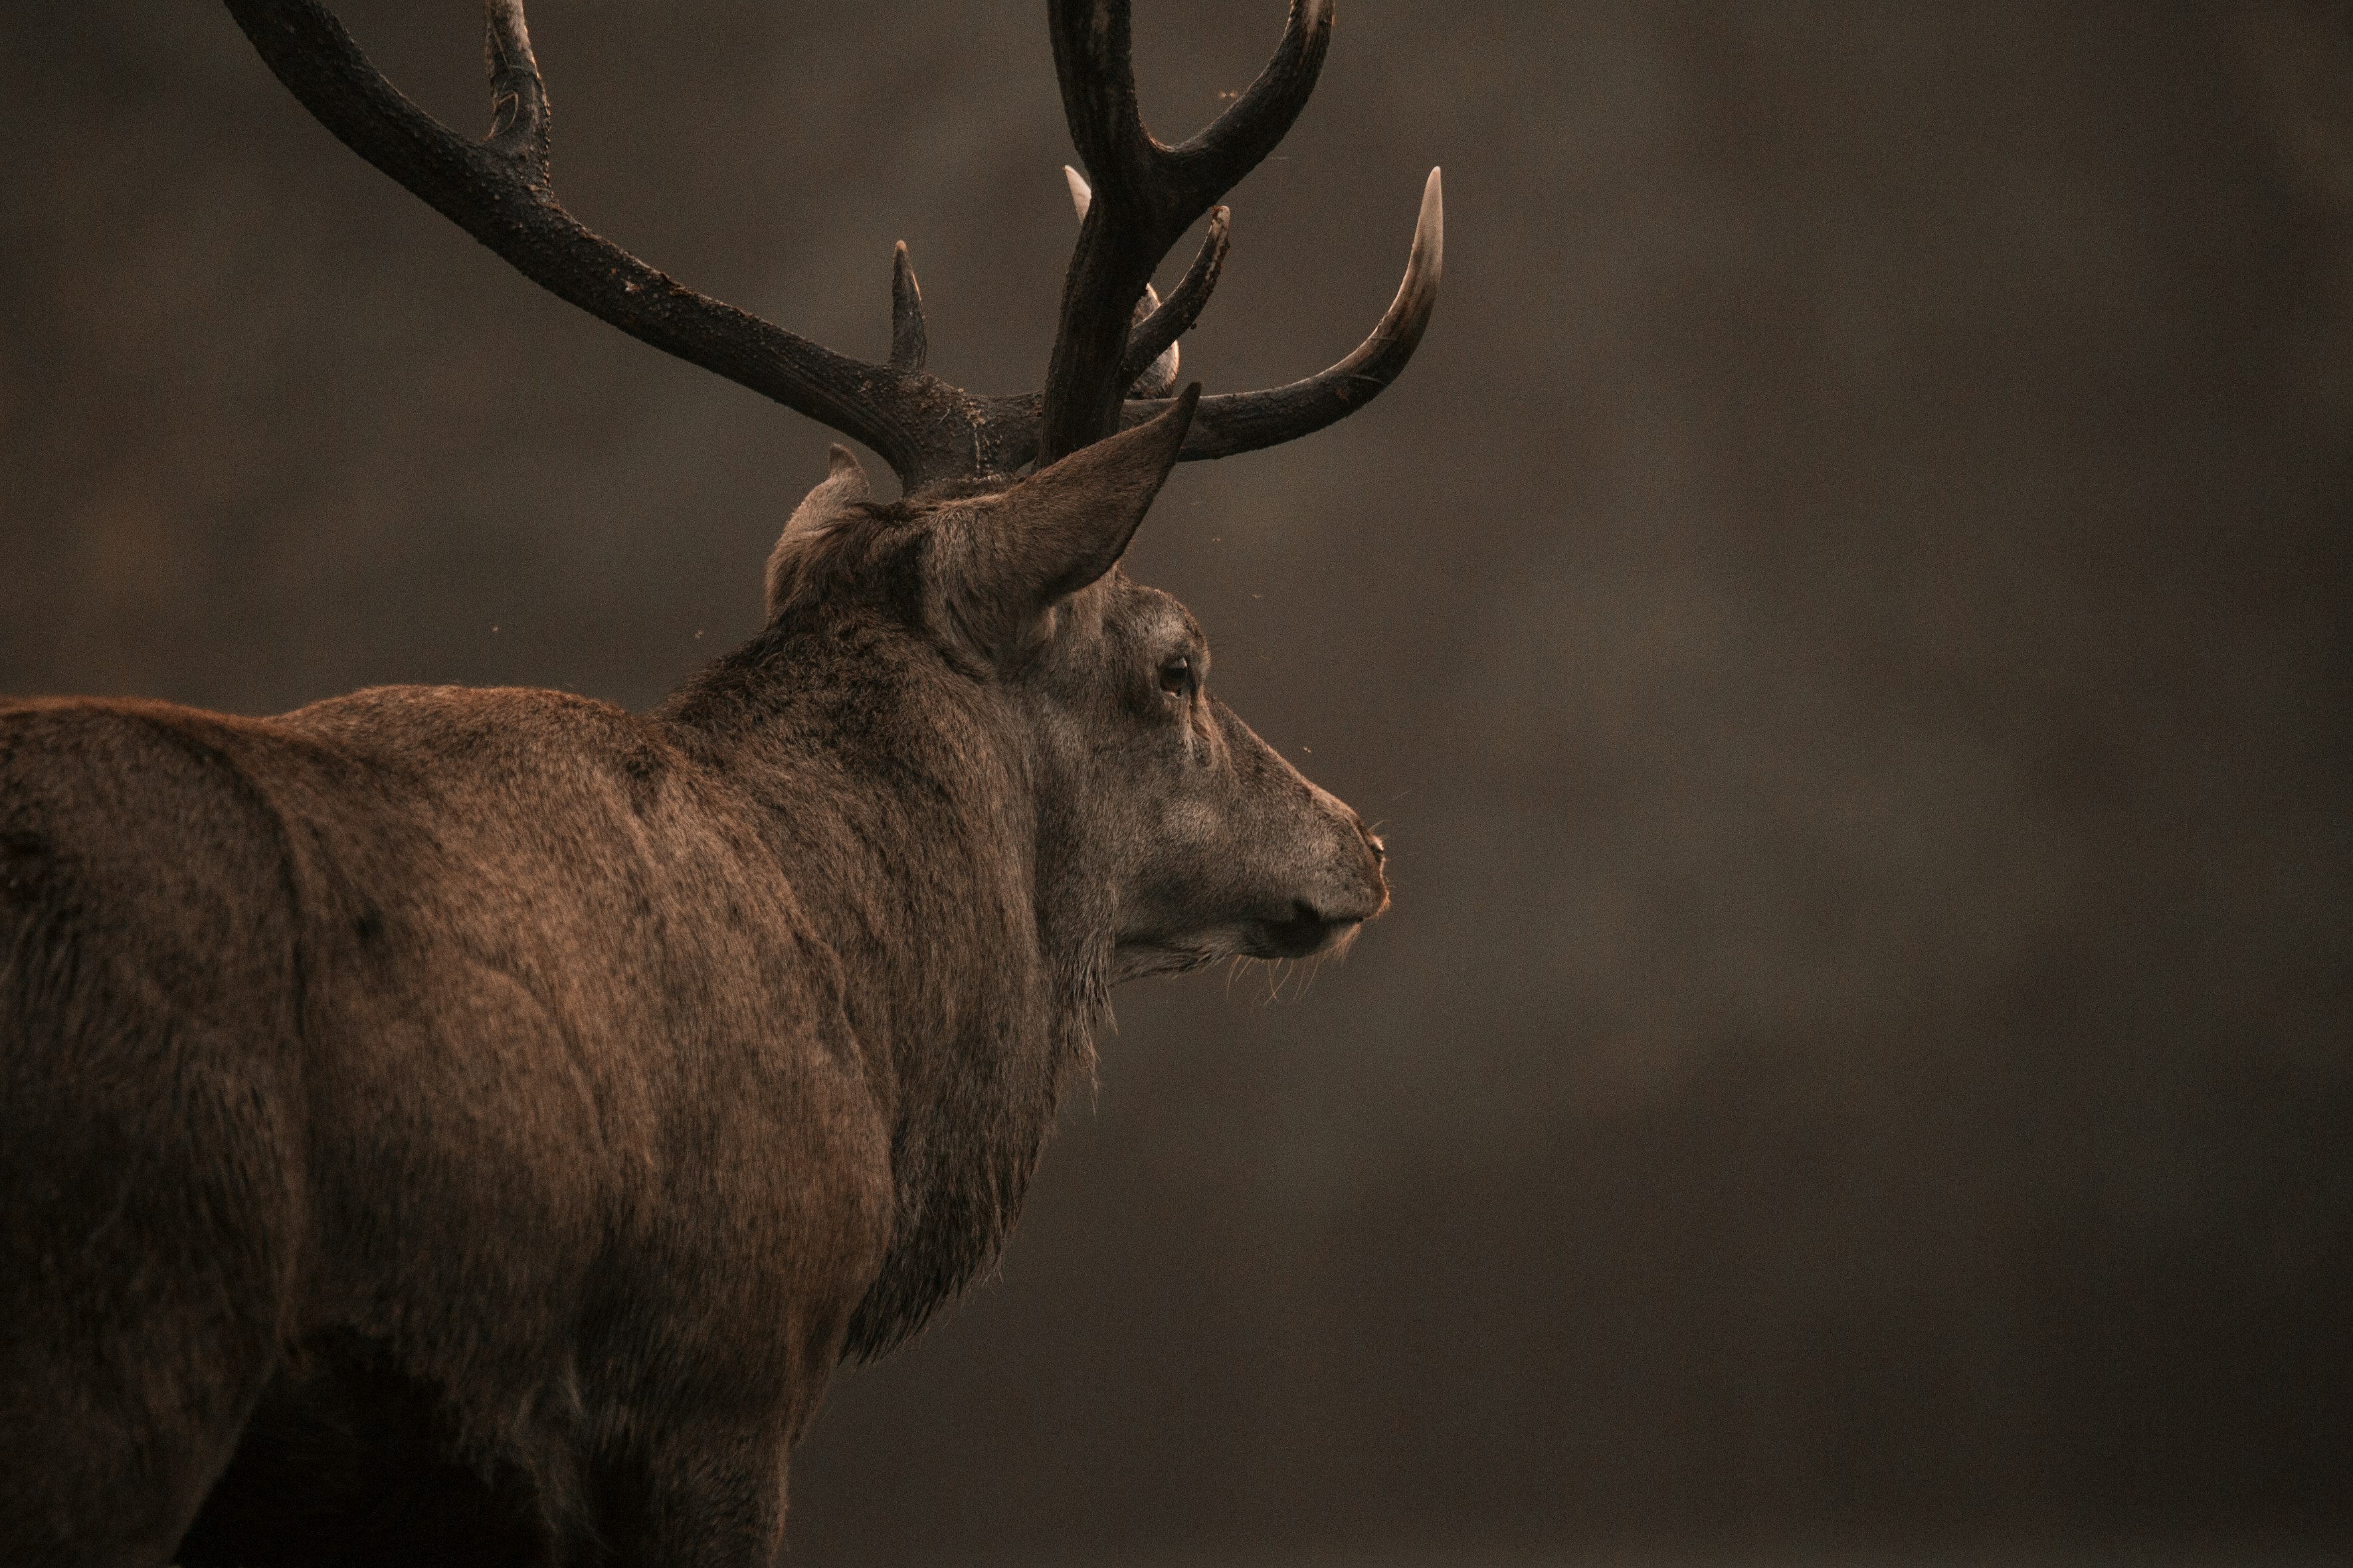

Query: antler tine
left=890, top=242, right=928, bottom=374
left=1158, top=0, right=1335, bottom=217
left=1124, top=165, right=1443, bottom=462
left=1040, top=0, right=1334, bottom=466
left=223, top=0, right=1018, bottom=492
left=1061, top=168, right=1230, bottom=398
left=1121, top=205, right=1230, bottom=393
left=482, top=1, right=547, bottom=169
left=1124, top=288, right=1178, bottom=399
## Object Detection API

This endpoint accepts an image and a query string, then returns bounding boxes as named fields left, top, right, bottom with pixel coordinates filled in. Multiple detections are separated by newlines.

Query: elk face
left=1060, top=573, right=1390, bottom=980
left=771, top=391, right=1387, bottom=982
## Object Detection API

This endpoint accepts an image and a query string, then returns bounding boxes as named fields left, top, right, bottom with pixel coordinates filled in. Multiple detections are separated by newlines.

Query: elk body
left=0, top=3, right=1438, bottom=1562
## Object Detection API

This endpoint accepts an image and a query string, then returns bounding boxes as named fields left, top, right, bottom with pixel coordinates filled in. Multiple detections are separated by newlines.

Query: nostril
left=1367, top=833, right=1386, bottom=866
left=1251, top=899, right=1348, bottom=960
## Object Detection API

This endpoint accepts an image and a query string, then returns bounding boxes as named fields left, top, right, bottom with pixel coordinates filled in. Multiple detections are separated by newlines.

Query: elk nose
left=1251, top=900, right=1359, bottom=960
left=1351, top=824, right=1391, bottom=920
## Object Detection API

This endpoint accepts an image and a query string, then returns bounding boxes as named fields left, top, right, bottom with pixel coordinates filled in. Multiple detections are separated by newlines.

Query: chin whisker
left=1297, top=952, right=1327, bottom=998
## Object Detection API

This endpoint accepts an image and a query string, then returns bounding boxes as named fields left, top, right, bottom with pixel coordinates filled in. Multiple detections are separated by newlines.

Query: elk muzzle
left=1240, top=800, right=1389, bottom=960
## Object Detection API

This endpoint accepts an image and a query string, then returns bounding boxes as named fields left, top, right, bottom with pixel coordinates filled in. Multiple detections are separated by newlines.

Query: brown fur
left=0, top=407, right=1386, bottom=1565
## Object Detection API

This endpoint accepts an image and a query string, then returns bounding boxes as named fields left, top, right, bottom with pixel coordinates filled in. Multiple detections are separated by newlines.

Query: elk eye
left=1157, top=655, right=1194, bottom=698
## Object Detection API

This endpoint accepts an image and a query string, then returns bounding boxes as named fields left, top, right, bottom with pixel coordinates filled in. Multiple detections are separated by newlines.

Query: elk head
left=766, top=400, right=1391, bottom=985
left=225, top=0, right=1440, bottom=972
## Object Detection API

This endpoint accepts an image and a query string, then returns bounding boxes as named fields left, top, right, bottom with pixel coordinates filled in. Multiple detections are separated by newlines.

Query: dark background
left=5, top=1, right=2350, bottom=1561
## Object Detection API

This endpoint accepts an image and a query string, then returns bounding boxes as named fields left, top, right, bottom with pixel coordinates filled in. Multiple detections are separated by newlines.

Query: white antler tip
left=1417, top=167, right=1444, bottom=273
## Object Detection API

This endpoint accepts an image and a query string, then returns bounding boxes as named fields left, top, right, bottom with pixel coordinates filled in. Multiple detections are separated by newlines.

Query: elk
left=0, top=0, right=1438, bottom=1560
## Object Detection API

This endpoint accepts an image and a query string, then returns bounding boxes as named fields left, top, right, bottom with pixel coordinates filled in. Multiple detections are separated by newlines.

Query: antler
left=223, top=0, right=1440, bottom=493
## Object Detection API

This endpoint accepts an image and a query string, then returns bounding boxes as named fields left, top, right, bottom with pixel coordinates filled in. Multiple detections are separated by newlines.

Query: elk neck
left=654, top=603, right=1109, bottom=1357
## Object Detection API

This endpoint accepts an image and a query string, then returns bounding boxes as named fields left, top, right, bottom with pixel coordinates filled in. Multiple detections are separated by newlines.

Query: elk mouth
left=1244, top=901, right=1366, bottom=961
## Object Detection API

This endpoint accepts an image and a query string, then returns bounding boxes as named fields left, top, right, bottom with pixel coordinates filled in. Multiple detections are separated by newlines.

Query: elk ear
left=935, top=385, right=1198, bottom=661
left=767, top=444, right=872, bottom=620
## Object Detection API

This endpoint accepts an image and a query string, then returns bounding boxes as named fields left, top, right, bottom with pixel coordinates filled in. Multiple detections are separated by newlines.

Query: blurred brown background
left=5, top=1, right=2350, bottom=1561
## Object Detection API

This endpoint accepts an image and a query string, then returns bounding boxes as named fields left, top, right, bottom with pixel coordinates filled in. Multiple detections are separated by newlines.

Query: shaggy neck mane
left=660, top=520, right=1109, bottom=1361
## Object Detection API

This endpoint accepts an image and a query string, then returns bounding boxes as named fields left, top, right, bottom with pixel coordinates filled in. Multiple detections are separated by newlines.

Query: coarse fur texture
left=0, top=400, right=1390, bottom=1565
